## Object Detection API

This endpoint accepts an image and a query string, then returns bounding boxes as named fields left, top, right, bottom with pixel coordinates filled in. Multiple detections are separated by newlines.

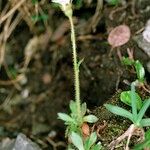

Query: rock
left=14, top=133, right=42, bottom=150
left=0, top=138, right=15, bottom=150
left=0, top=133, right=42, bottom=150
left=134, top=34, right=150, bottom=57
left=134, top=19, right=150, bottom=57
left=134, top=19, right=150, bottom=73
left=143, top=20, right=150, bottom=43
left=134, top=34, right=150, bottom=73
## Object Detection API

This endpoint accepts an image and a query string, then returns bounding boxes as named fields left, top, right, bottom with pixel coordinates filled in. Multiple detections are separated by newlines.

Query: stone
left=0, top=138, right=15, bottom=150
left=0, top=133, right=42, bottom=150
left=134, top=34, right=150, bottom=57
left=13, top=133, right=41, bottom=150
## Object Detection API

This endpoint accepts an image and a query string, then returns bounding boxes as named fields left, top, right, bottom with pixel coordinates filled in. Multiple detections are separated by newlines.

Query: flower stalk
left=68, top=15, right=81, bottom=123
left=52, top=0, right=82, bottom=123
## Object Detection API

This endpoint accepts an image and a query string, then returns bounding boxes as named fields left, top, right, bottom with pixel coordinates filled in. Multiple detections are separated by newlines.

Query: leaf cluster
left=69, top=132, right=102, bottom=150
left=122, top=57, right=145, bottom=83
left=58, top=101, right=100, bottom=149
left=58, top=101, right=98, bottom=136
left=105, top=83, right=150, bottom=127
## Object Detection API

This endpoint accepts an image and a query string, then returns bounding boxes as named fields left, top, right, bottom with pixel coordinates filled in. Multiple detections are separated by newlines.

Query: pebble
left=134, top=34, right=150, bottom=57
left=133, top=20, right=150, bottom=73
left=0, top=133, right=41, bottom=150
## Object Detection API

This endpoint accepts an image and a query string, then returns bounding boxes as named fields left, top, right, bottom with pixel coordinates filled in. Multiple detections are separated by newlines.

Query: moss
left=93, top=90, right=132, bottom=149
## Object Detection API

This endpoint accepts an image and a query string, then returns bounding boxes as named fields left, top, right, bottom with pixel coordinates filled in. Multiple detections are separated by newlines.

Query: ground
left=0, top=0, right=150, bottom=149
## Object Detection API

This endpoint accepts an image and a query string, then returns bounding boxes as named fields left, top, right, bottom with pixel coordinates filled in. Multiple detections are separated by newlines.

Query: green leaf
left=81, top=102, right=87, bottom=116
left=70, top=132, right=84, bottom=150
left=140, top=118, right=150, bottom=127
left=58, top=113, right=74, bottom=123
left=134, top=60, right=145, bottom=82
left=136, top=99, right=150, bottom=125
left=83, top=115, right=98, bottom=123
left=32, top=0, right=38, bottom=4
left=104, top=104, right=133, bottom=121
left=91, top=142, right=102, bottom=150
left=133, top=140, right=150, bottom=150
left=120, top=91, right=142, bottom=110
left=74, top=0, right=83, bottom=9
left=121, top=57, right=134, bottom=66
left=77, top=58, right=84, bottom=71
left=32, top=13, right=48, bottom=22
left=105, top=0, right=119, bottom=5
left=8, top=67, right=18, bottom=79
left=84, top=132, right=97, bottom=150
left=69, top=100, right=77, bottom=114
left=68, top=148, right=75, bottom=150
left=145, top=129, right=150, bottom=139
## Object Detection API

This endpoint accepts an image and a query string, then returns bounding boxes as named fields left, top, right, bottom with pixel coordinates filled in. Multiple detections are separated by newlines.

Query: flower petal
left=52, top=0, right=71, bottom=6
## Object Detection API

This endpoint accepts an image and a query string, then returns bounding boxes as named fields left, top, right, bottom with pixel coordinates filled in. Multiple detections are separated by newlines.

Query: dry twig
left=0, top=0, right=26, bottom=25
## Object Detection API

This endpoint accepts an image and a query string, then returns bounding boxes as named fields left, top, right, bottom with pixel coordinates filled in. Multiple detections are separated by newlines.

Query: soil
left=0, top=0, right=150, bottom=149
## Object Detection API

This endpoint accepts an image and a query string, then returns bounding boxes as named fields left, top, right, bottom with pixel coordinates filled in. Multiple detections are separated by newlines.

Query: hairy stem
left=69, top=16, right=81, bottom=122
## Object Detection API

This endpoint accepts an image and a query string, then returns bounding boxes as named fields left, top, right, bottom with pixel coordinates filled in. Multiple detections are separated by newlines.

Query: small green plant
left=122, top=57, right=145, bottom=83
left=58, top=101, right=98, bottom=136
left=121, top=57, right=150, bottom=107
left=52, top=0, right=100, bottom=149
left=105, top=82, right=150, bottom=127
left=105, top=57, right=150, bottom=148
left=120, top=90, right=143, bottom=110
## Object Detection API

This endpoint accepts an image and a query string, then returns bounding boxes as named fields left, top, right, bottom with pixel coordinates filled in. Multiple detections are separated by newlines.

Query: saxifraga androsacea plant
left=105, top=82, right=150, bottom=128
left=51, top=0, right=101, bottom=149
left=105, top=81, right=150, bottom=149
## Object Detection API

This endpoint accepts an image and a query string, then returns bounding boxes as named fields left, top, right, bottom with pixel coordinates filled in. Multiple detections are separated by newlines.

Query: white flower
left=52, top=0, right=73, bottom=17
left=52, top=0, right=72, bottom=6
